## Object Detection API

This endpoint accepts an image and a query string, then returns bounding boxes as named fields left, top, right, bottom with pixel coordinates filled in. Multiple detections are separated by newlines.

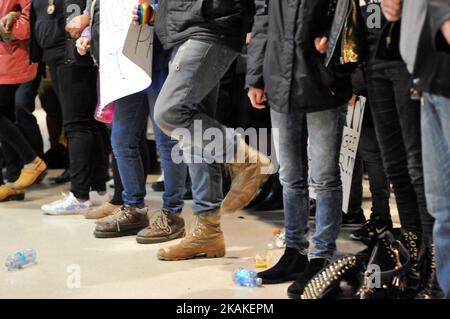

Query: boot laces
left=149, top=210, right=172, bottom=234
left=114, top=206, right=132, bottom=232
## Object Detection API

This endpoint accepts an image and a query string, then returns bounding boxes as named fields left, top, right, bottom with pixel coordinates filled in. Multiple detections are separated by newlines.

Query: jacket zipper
left=386, top=22, right=396, bottom=49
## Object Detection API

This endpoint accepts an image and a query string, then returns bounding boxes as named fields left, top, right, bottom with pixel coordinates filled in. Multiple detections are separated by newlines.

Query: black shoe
left=287, top=258, right=328, bottom=299
left=341, top=209, right=367, bottom=228
left=258, top=247, right=308, bottom=284
left=416, top=244, right=444, bottom=299
left=152, top=180, right=164, bottom=192
left=400, top=230, right=423, bottom=298
left=349, top=214, right=393, bottom=246
left=253, top=177, right=283, bottom=211
left=49, top=168, right=70, bottom=185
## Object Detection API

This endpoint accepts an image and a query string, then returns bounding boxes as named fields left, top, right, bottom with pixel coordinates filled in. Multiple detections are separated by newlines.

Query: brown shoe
left=136, top=209, right=185, bottom=244
left=0, top=185, right=25, bottom=202
left=157, top=209, right=225, bottom=261
left=93, top=206, right=149, bottom=238
left=84, top=202, right=121, bottom=219
left=13, top=157, right=47, bottom=190
left=221, top=140, right=273, bottom=214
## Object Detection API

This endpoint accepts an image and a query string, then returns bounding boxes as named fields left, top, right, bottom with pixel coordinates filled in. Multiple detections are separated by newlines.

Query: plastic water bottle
left=232, top=268, right=262, bottom=287
left=5, top=249, right=37, bottom=271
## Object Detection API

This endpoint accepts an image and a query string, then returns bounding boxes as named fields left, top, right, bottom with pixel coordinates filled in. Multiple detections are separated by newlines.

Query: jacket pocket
left=202, top=0, right=242, bottom=19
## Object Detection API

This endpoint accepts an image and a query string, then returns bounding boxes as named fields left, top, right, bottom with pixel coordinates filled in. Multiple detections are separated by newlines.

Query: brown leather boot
left=93, top=206, right=149, bottom=238
left=136, top=209, right=185, bottom=244
left=157, top=209, right=225, bottom=261
left=221, top=140, right=273, bottom=214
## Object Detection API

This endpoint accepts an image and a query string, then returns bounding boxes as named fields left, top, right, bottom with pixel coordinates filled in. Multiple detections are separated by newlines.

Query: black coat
left=246, top=0, right=352, bottom=114
left=414, top=0, right=450, bottom=99
left=155, top=0, right=254, bottom=51
left=30, top=0, right=94, bottom=66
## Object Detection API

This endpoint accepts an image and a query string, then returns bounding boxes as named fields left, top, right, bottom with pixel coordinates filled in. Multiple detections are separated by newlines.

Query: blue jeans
left=112, top=91, right=187, bottom=213
left=271, top=107, right=343, bottom=260
left=154, top=39, right=240, bottom=214
left=422, top=93, right=450, bottom=298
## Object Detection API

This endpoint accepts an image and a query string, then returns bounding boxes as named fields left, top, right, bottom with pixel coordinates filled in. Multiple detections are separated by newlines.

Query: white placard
left=340, top=96, right=366, bottom=213
left=99, top=0, right=152, bottom=107
left=309, top=97, right=366, bottom=213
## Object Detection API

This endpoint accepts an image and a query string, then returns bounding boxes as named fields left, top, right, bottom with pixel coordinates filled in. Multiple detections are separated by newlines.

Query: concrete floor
left=0, top=169, right=401, bottom=299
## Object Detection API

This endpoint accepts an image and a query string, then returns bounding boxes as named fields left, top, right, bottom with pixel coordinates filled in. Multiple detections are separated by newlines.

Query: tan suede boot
left=221, top=140, right=273, bottom=214
left=84, top=202, right=121, bottom=219
left=157, top=209, right=225, bottom=261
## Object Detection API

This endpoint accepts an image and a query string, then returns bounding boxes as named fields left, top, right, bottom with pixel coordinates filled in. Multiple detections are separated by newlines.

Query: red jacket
left=0, top=0, right=37, bottom=85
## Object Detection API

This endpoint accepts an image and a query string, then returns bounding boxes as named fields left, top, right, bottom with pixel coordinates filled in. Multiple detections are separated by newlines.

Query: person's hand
left=348, top=94, right=357, bottom=107
left=314, top=36, right=328, bottom=54
left=76, top=37, right=91, bottom=56
left=0, top=12, right=19, bottom=39
left=246, top=33, right=252, bottom=45
left=248, top=88, right=268, bottom=109
left=441, top=19, right=450, bottom=45
left=132, top=4, right=140, bottom=25
left=65, top=14, right=90, bottom=39
left=380, top=0, right=403, bottom=22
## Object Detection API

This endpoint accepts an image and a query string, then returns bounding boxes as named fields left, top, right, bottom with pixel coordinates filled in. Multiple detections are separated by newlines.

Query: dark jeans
left=366, top=61, right=434, bottom=244
left=1, top=67, right=44, bottom=181
left=348, top=123, right=391, bottom=221
left=112, top=91, right=188, bottom=211
left=48, top=62, right=108, bottom=200
left=0, top=84, right=37, bottom=180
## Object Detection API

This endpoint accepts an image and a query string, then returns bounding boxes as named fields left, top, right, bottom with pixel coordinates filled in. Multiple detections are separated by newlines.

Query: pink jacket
left=0, top=0, right=37, bottom=85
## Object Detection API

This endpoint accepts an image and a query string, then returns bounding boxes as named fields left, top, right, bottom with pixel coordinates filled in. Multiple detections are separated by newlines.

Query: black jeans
left=1, top=66, right=45, bottom=181
left=348, top=122, right=391, bottom=221
left=48, top=62, right=108, bottom=200
left=366, top=61, right=434, bottom=244
left=0, top=84, right=37, bottom=181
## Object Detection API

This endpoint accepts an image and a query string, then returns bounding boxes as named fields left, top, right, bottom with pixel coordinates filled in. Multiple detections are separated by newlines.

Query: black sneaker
left=287, top=258, right=328, bottom=299
left=49, top=168, right=70, bottom=185
left=349, top=214, right=393, bottom=246
left=258, top=247, right=308, bottom=284
left=341, top=209, right=367, bottom=228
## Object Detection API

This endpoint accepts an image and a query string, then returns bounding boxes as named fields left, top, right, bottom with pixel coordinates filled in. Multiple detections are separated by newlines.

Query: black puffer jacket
left=246, top=0, right=352, bottom=114
left=30, top=0, right=94, bottom=66
left=155, top=0, right=254, bottom=51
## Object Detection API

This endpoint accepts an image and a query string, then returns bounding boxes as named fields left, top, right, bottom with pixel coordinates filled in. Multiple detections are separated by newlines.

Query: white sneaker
left=42, top=192, right=91, bottom=215
left=89, top=191, right=110, bottom=206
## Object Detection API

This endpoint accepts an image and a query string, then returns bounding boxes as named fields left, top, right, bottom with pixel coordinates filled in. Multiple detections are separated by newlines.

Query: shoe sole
left=93, top=228, right=142, bottom=238
left=261, top=273, right=302, bottom=285
left=136, top=229, right=186, bottom=244
left=0, top=193, right=25, bottom=202
left=341, top=223, right=366, bottom=229
left=287, top=291, right=301, bottom=299
left=43, top=210, right=86, bottom=216
left=157, top=250, right=225, bottom=261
